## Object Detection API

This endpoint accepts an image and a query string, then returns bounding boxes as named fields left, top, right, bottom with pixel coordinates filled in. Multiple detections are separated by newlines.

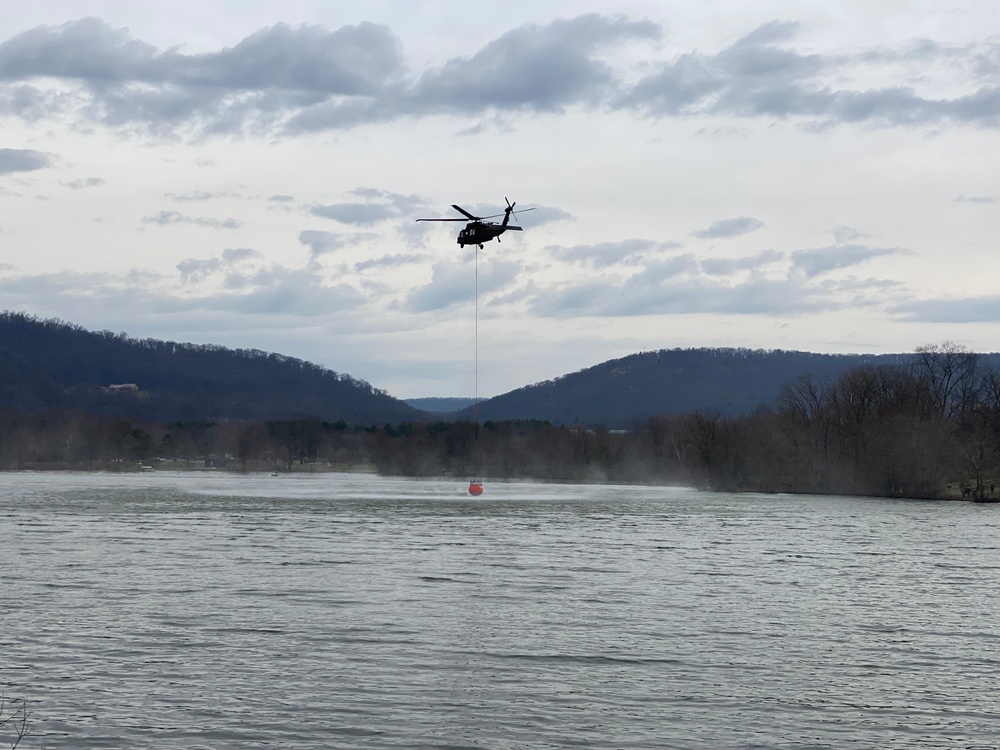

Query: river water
left=2, top=471, right=999, bottom=749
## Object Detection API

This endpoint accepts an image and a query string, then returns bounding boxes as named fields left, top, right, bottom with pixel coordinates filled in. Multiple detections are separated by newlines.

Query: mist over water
left=3, top=472, right=1000, bottom=748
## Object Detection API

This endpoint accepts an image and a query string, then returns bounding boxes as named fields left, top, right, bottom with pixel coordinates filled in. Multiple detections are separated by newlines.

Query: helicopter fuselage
left=458, top=221, right=522, bottom=248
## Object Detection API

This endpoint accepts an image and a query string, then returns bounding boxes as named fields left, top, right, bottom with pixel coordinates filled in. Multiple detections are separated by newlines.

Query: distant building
left=104, top=383, right=139, bottom=392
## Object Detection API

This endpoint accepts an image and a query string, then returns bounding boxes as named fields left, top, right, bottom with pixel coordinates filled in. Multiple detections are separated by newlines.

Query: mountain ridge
left=5, top=311, right=997, bottom=428
left=0, top=311, right=427, bottom=425
left=463, top=347, right=1000, bottom=428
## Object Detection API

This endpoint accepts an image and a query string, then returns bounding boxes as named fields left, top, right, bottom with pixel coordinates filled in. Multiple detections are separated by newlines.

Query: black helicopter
left=417, top=198, right=534, bottom=249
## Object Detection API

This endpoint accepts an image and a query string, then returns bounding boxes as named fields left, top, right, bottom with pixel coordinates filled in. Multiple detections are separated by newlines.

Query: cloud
left=2, top=16, right=998, bottom=135
left=355, top=253, right=424, bottom=271
left=893, top=295, right=1000, bottom=323
left=222, top=247, right=258, bottom=263
left=176, top=257, right=222, bottom=283
left=298, top=229, right=379, bottom=259
left=692, top=216, right=764, bottom=239
left=0, top=15, right=658, bottom=136
left=166, top=190, right=241, bottom=202
left=405, top=259, right=520, bottom=312
left=0, top=253, right=366, bottom=322
left=0, top=147, right=51, bottom=173
left=62, top=176, right=104, bottom=189
left=700, top=249, right=784, bottom=276
left=0, top=17, right=404, bottom=93
left=310, top=187, right=427, bottom=226
left=545, top=238, right=676, bottom=267
left=310, top=202, right=397, bottom=224
left=177, top=247, right=259, bottom=283
left=524, top=265, right=899, bottom=319
left=617, top=21, right=1000, bottom=129
left=141, top=210, right=243, bottom=229
left=831, top=225, right=868, bottom=244
left=954, top=194, right=996, bottom=204
left=790, top=244, right=910, bottom=277
left=410, top=15, right=660, bottom=113
left=519, top=236, right=909, bottom=318
left=513, top=204, right=574, bottom=227
left=0, top=18, right=405, bottom=136
left=527, top=272, right=828, bottom=318
left=211, top=265, right=367, bottom=315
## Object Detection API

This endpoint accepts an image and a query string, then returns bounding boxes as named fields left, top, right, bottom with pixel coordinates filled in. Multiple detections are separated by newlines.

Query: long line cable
left=474, top=244, right=480, bottom=471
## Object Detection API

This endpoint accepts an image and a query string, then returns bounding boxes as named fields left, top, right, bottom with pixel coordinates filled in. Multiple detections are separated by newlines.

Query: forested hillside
left=4, top=344, right=998, bottom=500
left=465, top=348, right=1000, bottom=427
left=3, top=316, right=999, bottom=500
left=0, top=312, right=426, bottom=424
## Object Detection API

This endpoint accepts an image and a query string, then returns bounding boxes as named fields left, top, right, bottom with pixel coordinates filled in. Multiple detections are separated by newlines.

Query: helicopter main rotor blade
left=416, top=218, right=468, bottom=222
left=451, top=205, right=479, bottom=220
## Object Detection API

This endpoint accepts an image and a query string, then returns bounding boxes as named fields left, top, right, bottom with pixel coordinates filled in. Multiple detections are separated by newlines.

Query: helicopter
left=417, top=197, right=534, bottom=249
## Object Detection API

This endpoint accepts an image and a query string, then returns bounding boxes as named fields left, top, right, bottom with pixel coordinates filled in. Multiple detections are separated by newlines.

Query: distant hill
left=459, top=347, right=1000, bottom=428
left=0, top=312, right=428, bottom=425
left=6, top=312, right=998, bottom=430
left=405, top=397, right=476, bottom=413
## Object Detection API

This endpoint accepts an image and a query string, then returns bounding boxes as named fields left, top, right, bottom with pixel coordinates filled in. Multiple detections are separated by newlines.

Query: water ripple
left=3, top=471, right=1000, bottom=748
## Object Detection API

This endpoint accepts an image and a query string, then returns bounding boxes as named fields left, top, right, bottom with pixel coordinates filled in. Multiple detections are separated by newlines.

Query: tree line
left=1, top=343, right=997, bottom=499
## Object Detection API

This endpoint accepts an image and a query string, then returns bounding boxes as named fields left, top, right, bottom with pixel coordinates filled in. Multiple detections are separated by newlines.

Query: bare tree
left=0, top=693, right=30, bottom=749
left=914, top=342, right=980, bottom=420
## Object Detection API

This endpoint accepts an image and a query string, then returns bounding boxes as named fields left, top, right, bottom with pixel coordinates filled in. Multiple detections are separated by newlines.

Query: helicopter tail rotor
left=505, top=196, right=518, bottom=223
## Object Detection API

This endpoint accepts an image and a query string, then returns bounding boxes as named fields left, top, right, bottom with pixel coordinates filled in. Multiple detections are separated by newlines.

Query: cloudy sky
left=2, top=1, right=998, bottom=398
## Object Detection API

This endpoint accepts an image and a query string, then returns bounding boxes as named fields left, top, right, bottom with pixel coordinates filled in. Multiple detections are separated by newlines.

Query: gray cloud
left=411, top=15, right=659, bottom=113
left=524, top=264, right=902, bottom=318
left=0, top=18, right=404, bottom=136
left=142, top=209, right=243, bottom=229
left=405, top=259, right=520, bottom=312
left=618, top=21, right=1000, bottom=129
left=310, top=188, right=427, bottom=227
left=0, top=16, right=997, bottom=136
left=513, top=204, right=573, bottom=227
left=310, top=202, right=397, bottom=224
left=0, top=18, right=404, bottom=93
left=692, top=216, right=764, bottom=239
left=700, top=249, right=784, bottom=276
left=0, top=253, right=368, bottom=319
left=212, top=265, right=366, bottom=315
left=790, top=244, right=910, bottom=277
left=298, top=229, right=379, bottom=259
left=176, top=257, right=222, bottom=283
left=0, top=15, right=659, bottom=135
left=545, top=239, right=675, bottom=267
left=893, top=295, right=1000, bottom=323
left=0, top=147, right=51, bottom=173
left=222, top=247, right=258, bottom=263
left=176, top=247, right=259, bottom=283
left=527, top=273, right=827, bottom=318
left=955, top=194, right=996, bottom=204
left=831, top=225, right=869, bottom=244
left=520, top=237, right=909, bottom=318
left=166, top=190, right=237, bottom=202
left=62, top=176, right=104, bottom=189
left=355, top=253, right=424, bottom=271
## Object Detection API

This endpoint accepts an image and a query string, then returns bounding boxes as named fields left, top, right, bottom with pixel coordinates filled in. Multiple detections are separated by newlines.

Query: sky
left=1, top=2, right=998, bottom=398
